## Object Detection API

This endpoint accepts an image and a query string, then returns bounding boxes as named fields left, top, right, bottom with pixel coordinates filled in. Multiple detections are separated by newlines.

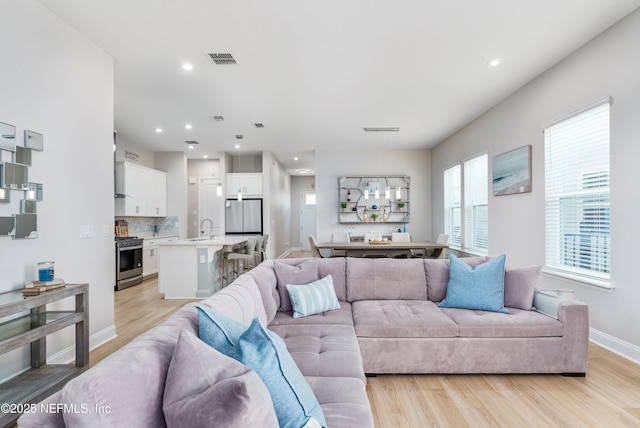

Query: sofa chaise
left=19, top=255, right=589, bottom=427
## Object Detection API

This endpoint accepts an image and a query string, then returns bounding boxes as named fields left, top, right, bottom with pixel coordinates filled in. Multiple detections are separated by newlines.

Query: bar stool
left=223, top=238, right=257, bottom=284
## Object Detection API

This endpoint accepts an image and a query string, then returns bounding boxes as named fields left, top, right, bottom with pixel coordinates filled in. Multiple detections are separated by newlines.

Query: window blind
left=463, top=154, right=488, bottom=253
left=444, top=164, right=461, bottom=247
left=544, top=100, right=610, bottom=282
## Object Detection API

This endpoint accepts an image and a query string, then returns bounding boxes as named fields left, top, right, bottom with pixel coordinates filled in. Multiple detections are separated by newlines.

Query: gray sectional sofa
left=20, top=256, right=589, bottom=427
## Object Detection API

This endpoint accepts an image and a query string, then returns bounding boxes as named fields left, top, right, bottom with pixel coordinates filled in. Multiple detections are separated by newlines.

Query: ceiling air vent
left=184, top=140, right=199, bottom=145
left=207, top=53, right=237, bottom=65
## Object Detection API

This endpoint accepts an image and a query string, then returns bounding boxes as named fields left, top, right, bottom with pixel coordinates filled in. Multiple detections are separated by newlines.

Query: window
left=305, top=193, right=316, bottom=206
left=544, top=99, right=610, bottom=285
left=444, top=153, right=488, bottom=254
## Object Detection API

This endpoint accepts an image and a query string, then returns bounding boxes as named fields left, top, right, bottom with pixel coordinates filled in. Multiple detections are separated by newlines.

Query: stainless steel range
left=115, top=237, right=143, bottom=290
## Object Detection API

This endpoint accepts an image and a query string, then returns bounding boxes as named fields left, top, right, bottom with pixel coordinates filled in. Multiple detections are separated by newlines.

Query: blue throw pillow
left=439, top=254, right=508, bottom=313
left=196, top=305, right=248, bottom=355
left=286, top=275, right=341, bottom=319
left=233, top=319, right=326, bottom=428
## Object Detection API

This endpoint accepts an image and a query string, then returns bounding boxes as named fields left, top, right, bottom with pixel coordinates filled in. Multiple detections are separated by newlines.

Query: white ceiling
left=37, top=0, right=640, bottom=175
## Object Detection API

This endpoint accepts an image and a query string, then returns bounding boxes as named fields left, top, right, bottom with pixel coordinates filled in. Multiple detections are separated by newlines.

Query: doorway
left=198, top=178, right=223, bottom=238
left=299, top=189, right=316, bottom=250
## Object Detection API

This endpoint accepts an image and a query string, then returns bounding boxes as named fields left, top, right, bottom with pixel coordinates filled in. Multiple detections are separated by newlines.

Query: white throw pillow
left=285, top=275, right=340, bottom=318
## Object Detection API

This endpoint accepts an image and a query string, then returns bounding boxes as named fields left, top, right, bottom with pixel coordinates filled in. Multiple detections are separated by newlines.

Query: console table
left=0, top=283, right=89, bottom=426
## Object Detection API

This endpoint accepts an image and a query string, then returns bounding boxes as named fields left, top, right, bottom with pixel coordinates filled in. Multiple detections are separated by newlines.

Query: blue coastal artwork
left=492, top=145, right=532, bottom=196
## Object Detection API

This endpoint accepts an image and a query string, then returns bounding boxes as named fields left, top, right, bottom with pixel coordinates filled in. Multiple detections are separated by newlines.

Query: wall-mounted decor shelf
left=338, top=176, right=410, bottom=224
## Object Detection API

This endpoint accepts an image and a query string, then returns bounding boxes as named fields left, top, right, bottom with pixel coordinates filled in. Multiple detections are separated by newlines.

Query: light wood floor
left=90, top=277, right=640, bottom=427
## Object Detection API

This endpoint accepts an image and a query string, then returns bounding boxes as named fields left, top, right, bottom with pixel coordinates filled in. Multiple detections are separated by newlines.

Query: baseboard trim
left=590, top=328, right=640, bottom=365
left=278, top=247, right=300, bottom=259
left=48, top=324, right=118, bottom=364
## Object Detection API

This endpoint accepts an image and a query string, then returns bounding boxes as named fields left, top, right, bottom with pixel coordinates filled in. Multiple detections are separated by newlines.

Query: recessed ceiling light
left=235, top=144, right=240, bottom=149
left=297, top=169, right=310, bottom=174
left=182, top=63, right=193, bottom=71
left=155, top=128, right=163, bottom=133
left=188, top=145, right=194, bottom=149
left=185, top=124, right=192, bottom=130
left=203, top=154, right=208, bottom=158
left=294, top=157, right=299, bottom=161
left=488, top=59, right=501, bottom=67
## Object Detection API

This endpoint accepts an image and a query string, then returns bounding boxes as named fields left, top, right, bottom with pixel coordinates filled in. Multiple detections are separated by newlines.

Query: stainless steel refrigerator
left=225, top=199, right=263, bottom=234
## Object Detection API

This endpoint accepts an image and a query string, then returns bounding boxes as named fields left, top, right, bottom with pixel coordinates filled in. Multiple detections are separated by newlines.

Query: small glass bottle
left=382, top=209, right=388, bottom=222
left=363, top=207, right=368, bottom=222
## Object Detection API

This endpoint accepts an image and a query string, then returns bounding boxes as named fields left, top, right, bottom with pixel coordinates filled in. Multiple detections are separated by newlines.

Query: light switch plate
left=103, top=225, right=110, bottom=237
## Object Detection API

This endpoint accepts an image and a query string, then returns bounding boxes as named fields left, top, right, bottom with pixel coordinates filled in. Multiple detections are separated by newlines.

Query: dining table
left=314, top=240, right=448, bottom=258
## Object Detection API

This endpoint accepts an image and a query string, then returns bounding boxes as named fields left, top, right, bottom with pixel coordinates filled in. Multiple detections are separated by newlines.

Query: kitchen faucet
left=199, top=218, right=214, bottom=240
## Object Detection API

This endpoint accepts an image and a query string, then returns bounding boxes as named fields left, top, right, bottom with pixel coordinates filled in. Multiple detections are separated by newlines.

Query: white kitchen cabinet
left=143, top=236, right=176, bottom=278
left=115, top=162, right=167, bottom=217
left=226, top=173, right=262, bottom=198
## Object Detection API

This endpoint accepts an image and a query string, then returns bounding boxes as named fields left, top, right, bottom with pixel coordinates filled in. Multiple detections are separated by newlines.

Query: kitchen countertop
left=159, top=236, right=247, bottom=247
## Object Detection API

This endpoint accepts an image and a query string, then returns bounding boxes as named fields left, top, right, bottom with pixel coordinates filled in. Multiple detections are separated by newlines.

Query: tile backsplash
left=116, top=216, right=179, bottom=237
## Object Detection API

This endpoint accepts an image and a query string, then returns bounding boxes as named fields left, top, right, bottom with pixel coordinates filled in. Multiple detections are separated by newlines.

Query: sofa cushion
left=234, top=319, right=327, bottom=428
left=352, top=300, right=458, bottom=338
left=246, top=260, right=281, bottom=323
left=60, top=305, right=198, bottom=427
left=201, top=273, right=268, bottom=326
left=306, top=376, right=374, bottom=428
left=163, top=330, right=278, bottom=428
left=440, top=307, right=564, bottom=338
left=197, top=305, right=247, bottom=355
left=318, top=258, right=347, bottom=301
left=274, top=259, right=320, bottom=311
left=424, top=256, right=489, bottom=302
left=346, top=258, right=427, bottom=301
left=286, top=275, right=341, bottom=319
left=504, top=265, right=541, bottom=310
left=270, top=301, right=355, bottom=327
left=269, top=323, right=366, bottom=383
left=439, top=254, right=508, bottom=314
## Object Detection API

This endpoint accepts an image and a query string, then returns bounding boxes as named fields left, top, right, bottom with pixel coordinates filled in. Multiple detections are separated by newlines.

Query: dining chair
left=426, top=233, right=449, bottom=259
left=308, top=235, right=324, bottom=258
left=331, top=232, right=350, bottom=257
left=260, top=234, right=269, bottom=261
left=253, top=235, right=264, bottom=265
left=390, top=232, right=413, bottom=258
left=363, top=232, right=387, bottom=258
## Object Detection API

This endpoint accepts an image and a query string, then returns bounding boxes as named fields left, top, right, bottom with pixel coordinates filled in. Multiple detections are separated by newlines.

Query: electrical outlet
left=199, top=255, right=206, bottom=263
left=80, top=225, right=94, bottom=239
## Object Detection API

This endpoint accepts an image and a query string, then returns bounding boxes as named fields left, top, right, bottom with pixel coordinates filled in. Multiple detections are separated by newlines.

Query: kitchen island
left=157, top=236, right=247, bottom=299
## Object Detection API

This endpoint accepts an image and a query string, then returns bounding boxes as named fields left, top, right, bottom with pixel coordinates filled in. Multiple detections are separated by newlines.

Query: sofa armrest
left=557, top=300, right=589, bottom=374
left=17, top=391, right=65, bottom=428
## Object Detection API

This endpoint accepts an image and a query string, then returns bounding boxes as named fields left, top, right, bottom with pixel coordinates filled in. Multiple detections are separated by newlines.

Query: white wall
left=431, top=8, right=640, bottom=361
left=114, top=136, right=155, bottom=168
left=0, top=1, right=115, bottom=378
left=186, top=159, right=222, bottom=238
left=290, top=176, right=316, bottom=249
left=316, top=148, right=432, bottom=242
left=264, top=151, right=290, bottom=259
left=155, top=152, right=188, bottom=238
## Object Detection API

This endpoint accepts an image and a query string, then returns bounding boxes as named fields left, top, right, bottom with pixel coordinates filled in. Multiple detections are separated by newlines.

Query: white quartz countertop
left=159, top=236, right=248, bottom=247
